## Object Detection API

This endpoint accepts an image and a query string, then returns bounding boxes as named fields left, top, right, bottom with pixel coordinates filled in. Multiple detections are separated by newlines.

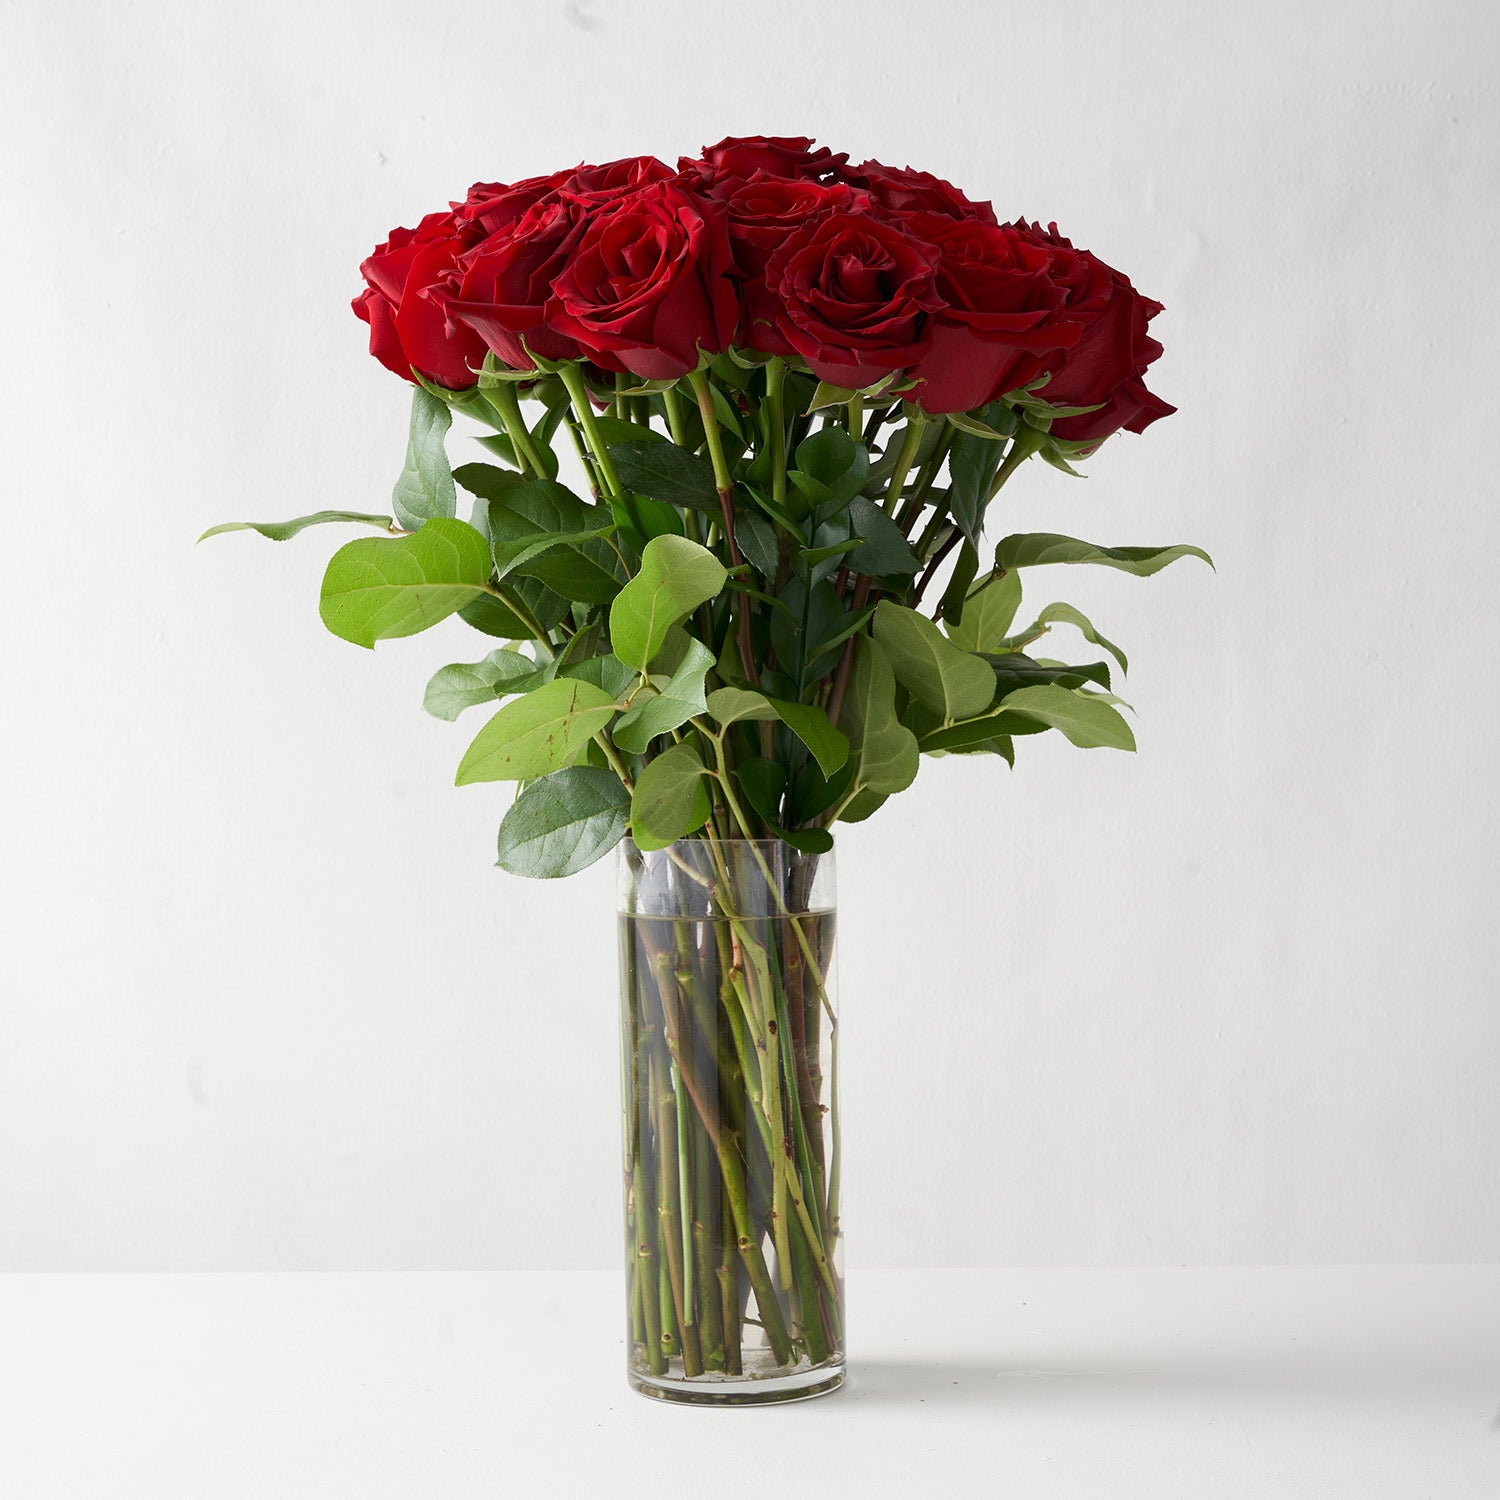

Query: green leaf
left=609, top=440, right=720, bottom=512
left=937, top=540, right=980, bottom=627
left=198, top=511, right=394, bottom=543
left=587, top=415, right=667, bottom=449
left=556, top=652, right=637, bottom=700
left=494, top=767, right=631, bottom=879
left=319, top=518, right=491, bottom=649
left=703, top=688, right=849, bottom=778
left=612, top=638, right=716, bottom=754
left=1031, top=602, right=1129, bottom=675
left=847, top=498, right=918, bottom=575
left=486, top=480, right=623, bottom=604
left=609, top=535, right=727, bottom=671
left=806, top=371, right=901, bottom=411
left=610, top=492, right=683, bottom=556
left=948, top=424, right=1005, bottom=544
left=995, top=684, right=1136, bottom=750
left=994, top=533, right=1214, bottom=577
left=735, top=509, right=780, bottom=579
left=839, top=636, right=919, bottom=799
left=989, top=653, right=1112, bottom=696
left=871, top=601, right=996, bottom=721
left=630, top=740, right=712, bottom=851
left=947, top=571, right=1023, bottom=653
left=770, top=576, right=846, bottom=690
left=458, top=593, right=530, bottom=640
left=391, top=386, right=456, bottom=532
left=945, top=406, right=1018, bottom=441
left=452, top=463, right=525, bottom=505
left=791, top=427, right=869, bottom=512
left=455, top=678, right=620, bottom=784
left=423, top=649, right=544, bottom=721
left=918, top=713, right=1026, bottom=753
left=737, top=757, right=786, bottom=825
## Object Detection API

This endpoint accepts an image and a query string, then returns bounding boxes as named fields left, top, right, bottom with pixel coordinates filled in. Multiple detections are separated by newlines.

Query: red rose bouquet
left=209, top=137, right=1208, bottom=1403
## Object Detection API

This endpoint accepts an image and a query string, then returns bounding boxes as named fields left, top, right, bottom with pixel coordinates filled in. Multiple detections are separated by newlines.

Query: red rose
left=843, top=161, right=997, bottom=224
left=560, top=155, right=675, bottom=200
left=441, top=199, right=587, bottom=372
left=764, top=211, right=941, bottom=388
left=904, top=215, right=1082, bottom=415
left=453, top=171, right=572, bottom=237
left=679, top=135, right=847, bottom=185
left=353, top=209, right=486, bottom=389
left=1009, top=221, right=1175, bottom=444
left=548, top=182, right=738, bottom=379
left=455, top=157, right=674, bottom=237
left=715, top=174, right=869, bottom=351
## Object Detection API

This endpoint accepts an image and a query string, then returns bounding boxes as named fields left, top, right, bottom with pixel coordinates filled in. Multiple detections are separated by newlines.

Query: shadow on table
left=844, top=1356, right=1496, bottom=1413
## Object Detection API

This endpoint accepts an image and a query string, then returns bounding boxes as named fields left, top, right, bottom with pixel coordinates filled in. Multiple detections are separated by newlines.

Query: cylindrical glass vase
left=617, top=837, right=843, bottom=1405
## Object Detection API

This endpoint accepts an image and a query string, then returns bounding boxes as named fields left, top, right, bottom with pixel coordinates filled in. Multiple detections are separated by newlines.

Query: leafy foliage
left=212, top=348, right=1204, bottom=874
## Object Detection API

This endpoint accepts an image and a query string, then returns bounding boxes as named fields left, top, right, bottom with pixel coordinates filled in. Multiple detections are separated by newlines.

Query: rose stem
left=673, top=916, right=726, bottom=1368
left=765, top=357, right=788, bottom=512
left=687, top=368, right=762, bottom=691
left=557, top=362, right=624, bottom=497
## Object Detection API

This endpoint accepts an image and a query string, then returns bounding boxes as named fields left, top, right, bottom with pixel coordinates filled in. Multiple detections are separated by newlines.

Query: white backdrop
left=2, top=0, right=1496, bottom=1271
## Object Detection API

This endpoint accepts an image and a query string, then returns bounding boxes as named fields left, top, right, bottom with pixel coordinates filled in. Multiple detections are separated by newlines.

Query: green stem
left=559, top=362, right=623, bottom=497
left=486, top=382, right=547, bottom=479
left=766, top=357, right=788, bottom=511
left=688, top=369, right=761, bottom=689
left=662, top=383, right=690, bottom=447
left=631, top=1153, right=667, bottom=1376
left=880, top=413, right=926, bottom=518
left=482, top=582, right=550, bottom=645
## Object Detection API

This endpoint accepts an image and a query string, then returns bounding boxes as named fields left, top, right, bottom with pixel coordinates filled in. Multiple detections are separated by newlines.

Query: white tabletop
left=3, top=1267, right=1496, bottom=1497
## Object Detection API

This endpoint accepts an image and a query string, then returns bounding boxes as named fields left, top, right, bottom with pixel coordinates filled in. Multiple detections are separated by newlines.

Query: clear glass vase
left=617, top=837, right=843, bottom=1405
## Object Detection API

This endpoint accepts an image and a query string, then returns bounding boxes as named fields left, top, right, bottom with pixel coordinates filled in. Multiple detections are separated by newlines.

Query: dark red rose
left=353, top=209, right=486, bottom=389
left=715, top=174, right=869, bottom=350
left=1008, top=221, right=1174, bottom=444
left=843, top=161, right=997, bottom=224
left=560, top=155, right=675, bottom=200
left=679, top=135, right=848, bottom=185
left=548, top=182, right=738, bottom=379
left=441, top=199, right=587, bottom=372
left=904, top=215, right=1082, bottom=415
left=764, top=211, right=941, bottom=388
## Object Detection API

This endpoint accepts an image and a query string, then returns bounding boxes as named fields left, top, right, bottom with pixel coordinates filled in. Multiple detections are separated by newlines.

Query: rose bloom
left=763, top=210, right=942, bottom=388
left=843, top=160, right=997, bottom=224
left=352, top=208, right=487, bottom=389
left=454, top=156, right=674, bottom=236
left=678, top=135, right=848, bottom=185
left=440, top=198, right=588, bottom=372
left=1008, top=221, right=1175, bottom=444
left=547, top=182, right=738, bottom=379
left=714, top=174, right=870, bottom=351
left=904, top=215, right=1082, bottom=415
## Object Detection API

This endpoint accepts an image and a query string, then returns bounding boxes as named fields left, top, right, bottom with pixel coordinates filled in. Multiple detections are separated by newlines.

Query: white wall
left=2, top=0, right=1496, bottom=1271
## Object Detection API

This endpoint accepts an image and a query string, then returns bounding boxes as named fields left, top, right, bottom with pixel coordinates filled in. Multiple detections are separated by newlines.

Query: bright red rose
left=548, top=182, right=738, bottom=379
left=353, top=209, right=486, bottom=389
left=679, top=135, right=848, bottom=185
left=441, top=199, right=587, bottom=372
left=904, top=215, right=1082, bottom=415
left=843, top=161, right=997, bottom=224
left=453, top=171, right=572, bottom=237
left=456, top=157, right=674, bottom=237
left=1008, top=221, right=1175, bottom=444
left=764, top=211, right=942, bottom=388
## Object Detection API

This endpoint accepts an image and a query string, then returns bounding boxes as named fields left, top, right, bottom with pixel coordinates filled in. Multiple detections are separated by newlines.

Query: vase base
left=628, top=1358, right=844, bottom=1407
